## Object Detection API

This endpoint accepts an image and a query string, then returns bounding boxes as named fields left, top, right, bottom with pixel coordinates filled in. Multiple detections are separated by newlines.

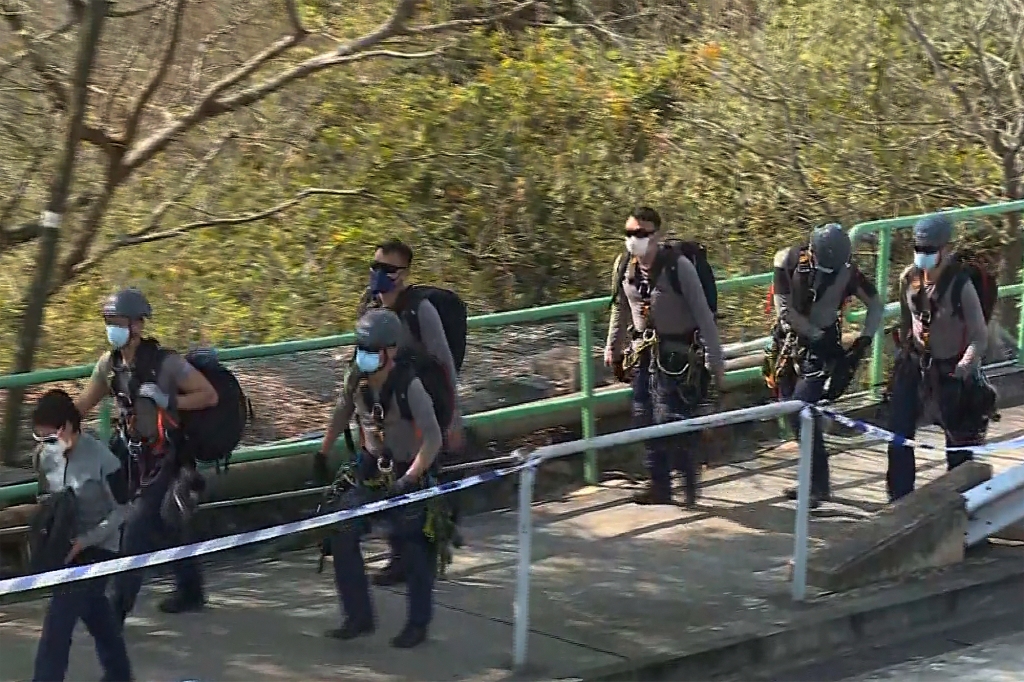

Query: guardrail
left=1, top=201, right=1021, bottom=502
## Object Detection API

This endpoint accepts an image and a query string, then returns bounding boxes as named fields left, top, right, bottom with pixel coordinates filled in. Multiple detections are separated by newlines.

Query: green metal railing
left=0, top=201, right=1021, bottom=505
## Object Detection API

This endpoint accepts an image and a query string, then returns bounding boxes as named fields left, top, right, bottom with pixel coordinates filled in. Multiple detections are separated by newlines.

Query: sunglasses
left=356, top=346, right=384, bottom=354
left=370, top=262, right=407, bottom=275
left=913, top=244, right=940, bottom=255
left=624, top=228, right=655, bottom=238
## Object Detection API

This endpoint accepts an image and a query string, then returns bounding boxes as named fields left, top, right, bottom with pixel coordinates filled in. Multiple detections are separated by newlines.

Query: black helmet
left=101, top=288, right=152, bottom=320
left=809, top=223, right=852, bottom=271
left=355, top=309, right=403, bottom=350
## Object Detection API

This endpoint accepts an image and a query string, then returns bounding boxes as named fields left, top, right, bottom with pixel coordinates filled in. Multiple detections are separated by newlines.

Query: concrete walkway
left=1, top=408, right=1022, bottom=681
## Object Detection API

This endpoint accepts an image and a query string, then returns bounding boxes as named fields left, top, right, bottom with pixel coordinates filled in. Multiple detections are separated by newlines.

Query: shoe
left=391, top=624, right=427, bottom=648
left=325, top=619, right=375, bottom=640
left=372, top=561, right=407, bottom=587
left=631, top=486, right=673, bottom=506
left=452, top=528, right=465, bottom=549
left=783, top=487, right=830, bottom=509
left=157, top=592, right=205, bottom=614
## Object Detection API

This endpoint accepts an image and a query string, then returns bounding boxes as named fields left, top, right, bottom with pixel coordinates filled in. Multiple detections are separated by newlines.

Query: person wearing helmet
left=74, top=288, right=218, bottom=619
left=322, top=237, right=466, bottom=588
left=769, top=224, right=883, bottom=507
left=317, top=308, right=444, bottom=649
left=886, top=214, right=991, bottom=501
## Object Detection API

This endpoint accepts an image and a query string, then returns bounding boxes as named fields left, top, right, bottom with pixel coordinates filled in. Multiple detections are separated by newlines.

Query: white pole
left=963, top=461, right=1024, bottom=514
left=512, top=463, right=537, bottom=670
left=791, top=406, right=815, bottom=601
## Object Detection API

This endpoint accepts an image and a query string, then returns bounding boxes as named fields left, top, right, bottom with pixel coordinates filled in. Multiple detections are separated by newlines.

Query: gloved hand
left=138, top=383, right=170, bottom=410
left=313, top=450, right=331, bottom=486
left=848, top=335, right=872, bottom=361
left=388, top=475, right=418, bottom=497
left=953, top=361, right=974, bottom=380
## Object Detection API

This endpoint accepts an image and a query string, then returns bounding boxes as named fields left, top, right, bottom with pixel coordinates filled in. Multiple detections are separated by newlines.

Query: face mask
left=369, top=269, right=397, bottom=295
left=914, top=251, right=940, bottom=271
left=106, top=325, right=130, bottom=349
left=355, top=348, right=383, bottom=373
left=625, top=236, right=650, bottom=258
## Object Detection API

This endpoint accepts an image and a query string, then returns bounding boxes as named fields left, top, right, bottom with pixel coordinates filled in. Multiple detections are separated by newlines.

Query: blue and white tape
left=814, top=406, right=1024, bottom=455
left=0, top=461, right=528, bottom=597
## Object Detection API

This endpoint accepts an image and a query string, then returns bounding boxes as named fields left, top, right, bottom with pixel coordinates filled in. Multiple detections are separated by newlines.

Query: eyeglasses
left=370, top=262, right=407, bottom=275
left=355, top=346, right=384, bottom=354
left=32, top=433, right=59, bottom=444
left=913, top=244, right=940, bottom=255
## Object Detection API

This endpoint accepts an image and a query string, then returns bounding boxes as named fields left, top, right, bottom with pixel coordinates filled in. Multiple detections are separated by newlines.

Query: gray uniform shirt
left=331, top=370, right=443, bottom=463
left=899, top=265, right=988, bottom=365
left=606, top=254, right=725, bottom=373
left=90, top=348, right=193, bottom=421
left=35, top=434, right=127, bottom=555
left=772, top=246, right=884, bottom=339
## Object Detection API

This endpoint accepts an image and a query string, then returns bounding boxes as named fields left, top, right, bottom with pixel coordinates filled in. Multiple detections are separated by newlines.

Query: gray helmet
left=355, top=308, right=403, bottom=350
left=913, top=214, right=954, bottom=248
left=809, top=223, right=851, bottom=271
left=102, top=288, right=152, bottom=320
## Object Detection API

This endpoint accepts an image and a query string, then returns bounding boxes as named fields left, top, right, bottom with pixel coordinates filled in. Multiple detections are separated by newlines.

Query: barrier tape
left=813, top=406, right=1024, bottom=455
left=4, top=404, right=1023, bottom=598
left=0, top=460, right=528, bottom=597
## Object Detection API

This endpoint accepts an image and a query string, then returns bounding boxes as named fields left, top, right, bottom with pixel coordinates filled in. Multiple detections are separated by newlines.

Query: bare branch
left=283, top=0, right=304, bottom=34
left=1, top=1, right=73, bottom=110
left=125, top=131, right=236, bottom=240
left=123, top=0, right=187, bottom=146
left=108, top=0, right=163, bottom=18
left=901, top=9, right=998, bottom=151
left=121, top=0, right=534, bottom=172
left=0, top=154, right=41, bottom=229
left=69, top=187, right=376, bottom=280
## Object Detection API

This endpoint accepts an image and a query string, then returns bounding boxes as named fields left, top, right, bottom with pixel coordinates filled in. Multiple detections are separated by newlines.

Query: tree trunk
left=0, top=0, right=108, bottom=464
left=998, top=152, right=1023, bottom=343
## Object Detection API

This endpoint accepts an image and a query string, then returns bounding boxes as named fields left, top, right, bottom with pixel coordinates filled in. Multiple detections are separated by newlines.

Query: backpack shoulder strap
left=610, top=252, right=630, bottom=305
left=384, top=360, right=417, bottom=422
left=394, top=286, right=424, bottom=343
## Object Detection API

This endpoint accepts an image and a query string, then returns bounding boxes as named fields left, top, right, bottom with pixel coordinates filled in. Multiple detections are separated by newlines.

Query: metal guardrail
left=0, top=201, right=1021, bottom=502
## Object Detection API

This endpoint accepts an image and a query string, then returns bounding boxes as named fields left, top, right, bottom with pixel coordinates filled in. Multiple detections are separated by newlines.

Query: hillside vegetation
left=1, top=0, right=1022, bottom=455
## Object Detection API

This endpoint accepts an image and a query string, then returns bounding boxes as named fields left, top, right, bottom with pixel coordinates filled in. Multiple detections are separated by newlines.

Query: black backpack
left=123, top=340, right=254, bottom=470
left=611, top=239, right=718, bottom=316
left=947, top=250, right=998, bottom=324
left=394, top=285, right=468, bottom=373
left=364, top=351, right=456, bottom=433
left=29, top=489, right=77, bottom=573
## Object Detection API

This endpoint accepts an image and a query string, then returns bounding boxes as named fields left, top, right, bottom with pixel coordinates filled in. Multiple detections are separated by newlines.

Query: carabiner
left=377, top=456, right=393, bottom=474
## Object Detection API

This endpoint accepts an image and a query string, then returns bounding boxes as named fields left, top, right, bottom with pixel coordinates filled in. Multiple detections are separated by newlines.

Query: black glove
left=388, top=475, right=418, bottom=497
left=313, top=450, right=331, bottom=486
left=848, top=335, right=872, bottom=361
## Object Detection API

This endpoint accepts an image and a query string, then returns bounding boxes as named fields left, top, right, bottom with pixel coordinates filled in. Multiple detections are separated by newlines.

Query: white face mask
left=625, top=236, right=650, bottom=258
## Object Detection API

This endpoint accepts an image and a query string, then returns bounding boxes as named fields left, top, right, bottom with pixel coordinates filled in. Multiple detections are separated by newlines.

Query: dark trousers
left=32, top=575, right=132, bottom=682
left=886, top=362, right=980, bottom=502
left=632, top=360, right=697, bottom=498
left=329, top=452, right=435, bottom=629
left=110, top=466, right=203, bottom=621
left=778, top=373, right=830, bottom=496
left=332, top=503, right=435, bottom=630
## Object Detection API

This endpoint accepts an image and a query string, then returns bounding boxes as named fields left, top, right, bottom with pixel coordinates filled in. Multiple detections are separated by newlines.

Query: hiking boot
left=631, top=486, right=673, bottom=506
left=157, top=592, right=205, bottom=614
left=372, top=561, right=407, bottom=587
left=391, top=624, right=428, bottom=649
left=783, top=487, right=830, bottom=509
left=325, top=619, right=375, bottom=640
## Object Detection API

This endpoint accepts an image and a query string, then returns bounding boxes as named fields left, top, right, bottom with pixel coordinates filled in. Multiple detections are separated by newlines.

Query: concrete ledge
left=574, top=554, right=1024, bottom=681
left=805, top=461, right=993, bottom=593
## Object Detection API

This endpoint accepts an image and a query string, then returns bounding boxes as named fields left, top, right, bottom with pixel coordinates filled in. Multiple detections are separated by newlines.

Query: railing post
left=1018, top=247, right=1024, bottom=366
left=791, top=405, right=815, bottom=601
left=97, top=398, right=112, bottom=443
left=577, top=311, right=598, bottom=484
left=870, top=229, right=893, bottom=395
left=512, top=461, right=537, bottom=670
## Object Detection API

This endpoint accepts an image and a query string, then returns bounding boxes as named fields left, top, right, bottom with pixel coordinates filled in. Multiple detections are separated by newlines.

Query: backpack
left=394, top=285, right=468, bottom=373
left=362, top=351, right=456, bottom=434
left=29, top=489, right=77, bottom=573
left=611, top=239, right=718, bottom=316
left=948, top=250, right=998, bottom=324
left=119, top=340, right=254, bottom=470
